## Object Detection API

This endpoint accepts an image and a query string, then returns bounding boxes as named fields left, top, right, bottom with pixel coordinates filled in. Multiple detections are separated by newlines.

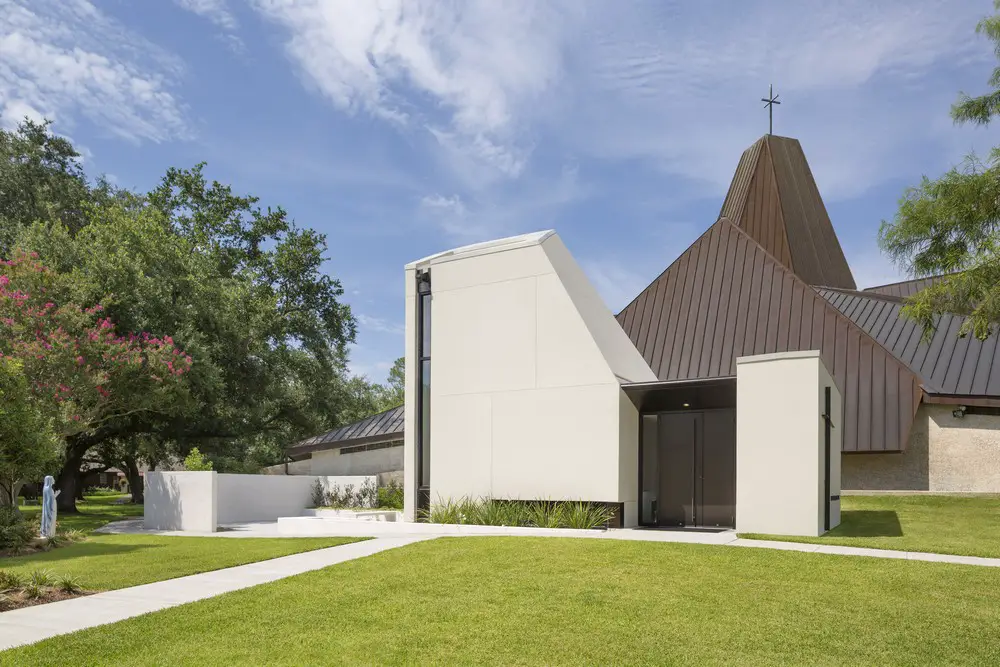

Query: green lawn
left=5, top=493, right=363, bottom=590
left=4, top=537, right=1000, bottom=666
left=19, top=494, right=143, bottom=533
left=742, top=494, right=1000, bottom=558
left=0, top=534, right=363, bottom=590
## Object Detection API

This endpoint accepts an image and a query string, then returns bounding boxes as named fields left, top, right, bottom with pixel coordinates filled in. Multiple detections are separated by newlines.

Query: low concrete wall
left=311, top=444, right=403, bottom=478
left=843, top=405, right=1000, bottom=492
left=261, top=459, right=312, bottom=475
left=144, top=471, right=217, bottom=532
left=144, top=472, right=375, bottom=531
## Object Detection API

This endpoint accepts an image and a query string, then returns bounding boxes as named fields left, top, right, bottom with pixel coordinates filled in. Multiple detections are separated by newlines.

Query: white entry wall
left=735, top=350, right=843, bottom=537
left=403, top=231, right=656, bottom=525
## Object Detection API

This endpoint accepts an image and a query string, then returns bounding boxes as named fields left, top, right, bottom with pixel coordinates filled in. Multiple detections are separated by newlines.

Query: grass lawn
left=0, top=534, right=363, bottom=591
left=4, top=537, right=1000, bottom=666
left=742, top=494, right=1000, bottom=558
left=19, top=494, right=143, bottom=533
left=5, top=493, right=363, bottom=590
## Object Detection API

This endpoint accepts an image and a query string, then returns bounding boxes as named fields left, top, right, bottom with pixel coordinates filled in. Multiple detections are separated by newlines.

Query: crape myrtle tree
left=6, top=121, right=362, bottom=511
left=879, top=1, right=1000, bottom=339
left=0, top=251, right=191, bottom=509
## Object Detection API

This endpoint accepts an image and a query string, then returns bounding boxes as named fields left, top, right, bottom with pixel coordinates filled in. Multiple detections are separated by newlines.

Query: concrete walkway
left=0, top=536, right=429, bottom=652
left=99, top=518, right=1000, bottom=567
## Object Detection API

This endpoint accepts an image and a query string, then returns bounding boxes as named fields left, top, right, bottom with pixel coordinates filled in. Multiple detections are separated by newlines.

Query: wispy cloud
left=356, top=314, right=404, bottom=336
left=251, top=0, right=578, bottom=184
left=174, top=0, right=238, bottom=31
left=174, top=0, right=244, bottom=53
left=0, top=0, right=187, bottom=142
left=253, top=0, right=991, bottom=203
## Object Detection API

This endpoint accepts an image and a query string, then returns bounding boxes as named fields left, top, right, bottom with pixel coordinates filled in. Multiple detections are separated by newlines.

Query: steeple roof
left=720, top=135, right=856, bottom=290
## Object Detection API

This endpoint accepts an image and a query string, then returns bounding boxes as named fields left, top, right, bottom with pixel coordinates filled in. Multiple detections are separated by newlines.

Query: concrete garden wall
left=144, top=472, right=374, bottom=531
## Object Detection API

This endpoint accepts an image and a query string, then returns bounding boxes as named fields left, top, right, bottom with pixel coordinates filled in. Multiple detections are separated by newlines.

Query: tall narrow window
left=416, top=272, right=432, bottom=515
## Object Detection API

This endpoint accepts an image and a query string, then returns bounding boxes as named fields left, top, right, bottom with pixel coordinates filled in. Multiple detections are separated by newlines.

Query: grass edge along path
left=0, top=535, right=366, bottom=591
left=741, top=493, right=1000, bottom=559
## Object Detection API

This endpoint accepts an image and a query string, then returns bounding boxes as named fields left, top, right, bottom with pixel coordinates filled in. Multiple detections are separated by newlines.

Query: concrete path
left=98, top=518, right=1000, bottom=567
left=0, top=536, right=429, bottom=652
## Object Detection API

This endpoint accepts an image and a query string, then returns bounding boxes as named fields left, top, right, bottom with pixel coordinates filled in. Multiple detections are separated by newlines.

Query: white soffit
left=405, top=230, right=555, bottom=270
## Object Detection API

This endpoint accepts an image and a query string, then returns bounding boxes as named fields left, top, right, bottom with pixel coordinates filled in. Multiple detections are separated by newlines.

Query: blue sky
left=2, top=0, right=998, bottom=382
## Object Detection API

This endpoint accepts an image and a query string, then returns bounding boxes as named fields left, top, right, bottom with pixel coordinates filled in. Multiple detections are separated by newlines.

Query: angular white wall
left=735, top=350, right=842, bottom=537
left=144, top=472, right=376, bottom=531
left=403, top=231, right=656, bottom=524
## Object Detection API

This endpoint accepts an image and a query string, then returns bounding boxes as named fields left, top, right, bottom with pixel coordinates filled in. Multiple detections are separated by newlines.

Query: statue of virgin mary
left=40, top=475, right=60, bottom=538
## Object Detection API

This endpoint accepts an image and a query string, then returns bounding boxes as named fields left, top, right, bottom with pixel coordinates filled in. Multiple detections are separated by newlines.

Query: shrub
left=377, top=480, right=404, bottom=510
left=29, top=569, right=53, bottom=587
left=358, top=478, right=377, bottom=508
left=22, top=581, right=42, bottom=599
left=427, top=497, right=616, bottom=530
left=0, top=570, right=24, bottom=590
left=183, top=447, right=213, bottom=471
left=60, top=529, right=86, bottom=543
left=310, top=479, right=325, bottom=508
left=84, top=486, right=121, bottom=496
left=0, top=505, right=35, bottom=551
left=562, top=501, right=617, bottom=530
left=56, top=574, right=82, bottom=594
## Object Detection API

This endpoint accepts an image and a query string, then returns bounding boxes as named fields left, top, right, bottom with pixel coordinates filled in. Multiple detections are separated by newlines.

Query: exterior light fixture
left=682, top=402, right=690, bottom=408
left=953, top=406, right=967, bottom=419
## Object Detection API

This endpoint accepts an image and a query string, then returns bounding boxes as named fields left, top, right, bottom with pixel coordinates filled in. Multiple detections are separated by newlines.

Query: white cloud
left=174, top=0, right=238, bottom=31
left=356, top=314, right=404, bottom=336
left=0, top=0, right=187, bottom=142
left=253, top=0, right=991, bottom=202
left=252, top=0, right=578, bottom=183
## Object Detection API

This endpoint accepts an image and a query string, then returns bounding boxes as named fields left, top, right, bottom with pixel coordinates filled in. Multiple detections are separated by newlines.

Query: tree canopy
left=879, top=1, right=1000, bottom=340
left=1, top=118, right=400, bottom=510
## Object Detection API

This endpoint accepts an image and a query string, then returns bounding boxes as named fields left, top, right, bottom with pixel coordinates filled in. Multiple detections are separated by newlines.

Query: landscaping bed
left=741, top=493, right=1000, bottom=558
left=0, top=570, right=89, bottom=612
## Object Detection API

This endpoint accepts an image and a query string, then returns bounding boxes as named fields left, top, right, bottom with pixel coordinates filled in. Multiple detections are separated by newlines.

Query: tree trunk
left=124, top=456, right=143, bottom=504
left=56, top=451, right=84, bottom=513
left=75, top=468, right=85, bottom=501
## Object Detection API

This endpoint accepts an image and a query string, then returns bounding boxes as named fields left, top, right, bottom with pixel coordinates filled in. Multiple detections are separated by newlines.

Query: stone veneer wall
left=843, top=404, right=1000, bottom=492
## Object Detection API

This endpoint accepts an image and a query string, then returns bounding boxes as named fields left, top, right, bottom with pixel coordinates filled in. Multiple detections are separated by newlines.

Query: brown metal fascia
left=922, top=393, right=1000, bottom=408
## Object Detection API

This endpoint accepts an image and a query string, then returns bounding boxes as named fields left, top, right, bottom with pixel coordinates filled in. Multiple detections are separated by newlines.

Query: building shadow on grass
left=8, top=540, right=161, bottom=565
left=827, top=510, right=903, bottom=537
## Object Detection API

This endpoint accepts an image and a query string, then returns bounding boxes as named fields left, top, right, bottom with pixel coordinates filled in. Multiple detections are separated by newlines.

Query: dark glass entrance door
left=657, top=409, right=735, bottom=528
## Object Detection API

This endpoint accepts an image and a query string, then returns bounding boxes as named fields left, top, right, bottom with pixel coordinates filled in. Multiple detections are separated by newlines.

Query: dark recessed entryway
left=625, top=377, right=737, bottom=530
left=657, top=409, right=735, bottom=528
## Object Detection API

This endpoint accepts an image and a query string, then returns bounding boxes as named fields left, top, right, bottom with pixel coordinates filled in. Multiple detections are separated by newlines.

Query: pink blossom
left=76, top=356, right=85, bottom=365
left=0, top=275, right=8, bottom=286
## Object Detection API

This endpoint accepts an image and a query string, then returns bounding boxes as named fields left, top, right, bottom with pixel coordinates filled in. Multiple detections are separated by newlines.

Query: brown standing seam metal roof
left=862, top=275, right=953, bottom=299
left=818, top=287, right=1000, bottom=398
left=720, top=135, right=857, bottom=290
left=286, top=405, right=404, bottom=459
left=616, top=217, right=922, bottom=453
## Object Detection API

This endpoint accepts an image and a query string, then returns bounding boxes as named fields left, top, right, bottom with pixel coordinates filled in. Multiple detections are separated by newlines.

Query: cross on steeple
left=761, top=84, right=780, bottom=135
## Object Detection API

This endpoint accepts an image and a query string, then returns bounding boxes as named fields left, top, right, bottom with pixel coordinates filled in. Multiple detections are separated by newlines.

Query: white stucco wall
left=310, top=444, right=403, bottom=477
left=144, top=471, right=217, bottom=532
left=145, top=472, right=376, bottom=530
left=735, top=351, right=842, bottom=537
left=403, top=231, right=655, bottom=524
left=216, top=474, right=374, bottom=524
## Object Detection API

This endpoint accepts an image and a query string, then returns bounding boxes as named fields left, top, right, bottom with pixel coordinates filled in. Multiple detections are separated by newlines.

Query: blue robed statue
left=40, top=475, right=60, bottom=538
